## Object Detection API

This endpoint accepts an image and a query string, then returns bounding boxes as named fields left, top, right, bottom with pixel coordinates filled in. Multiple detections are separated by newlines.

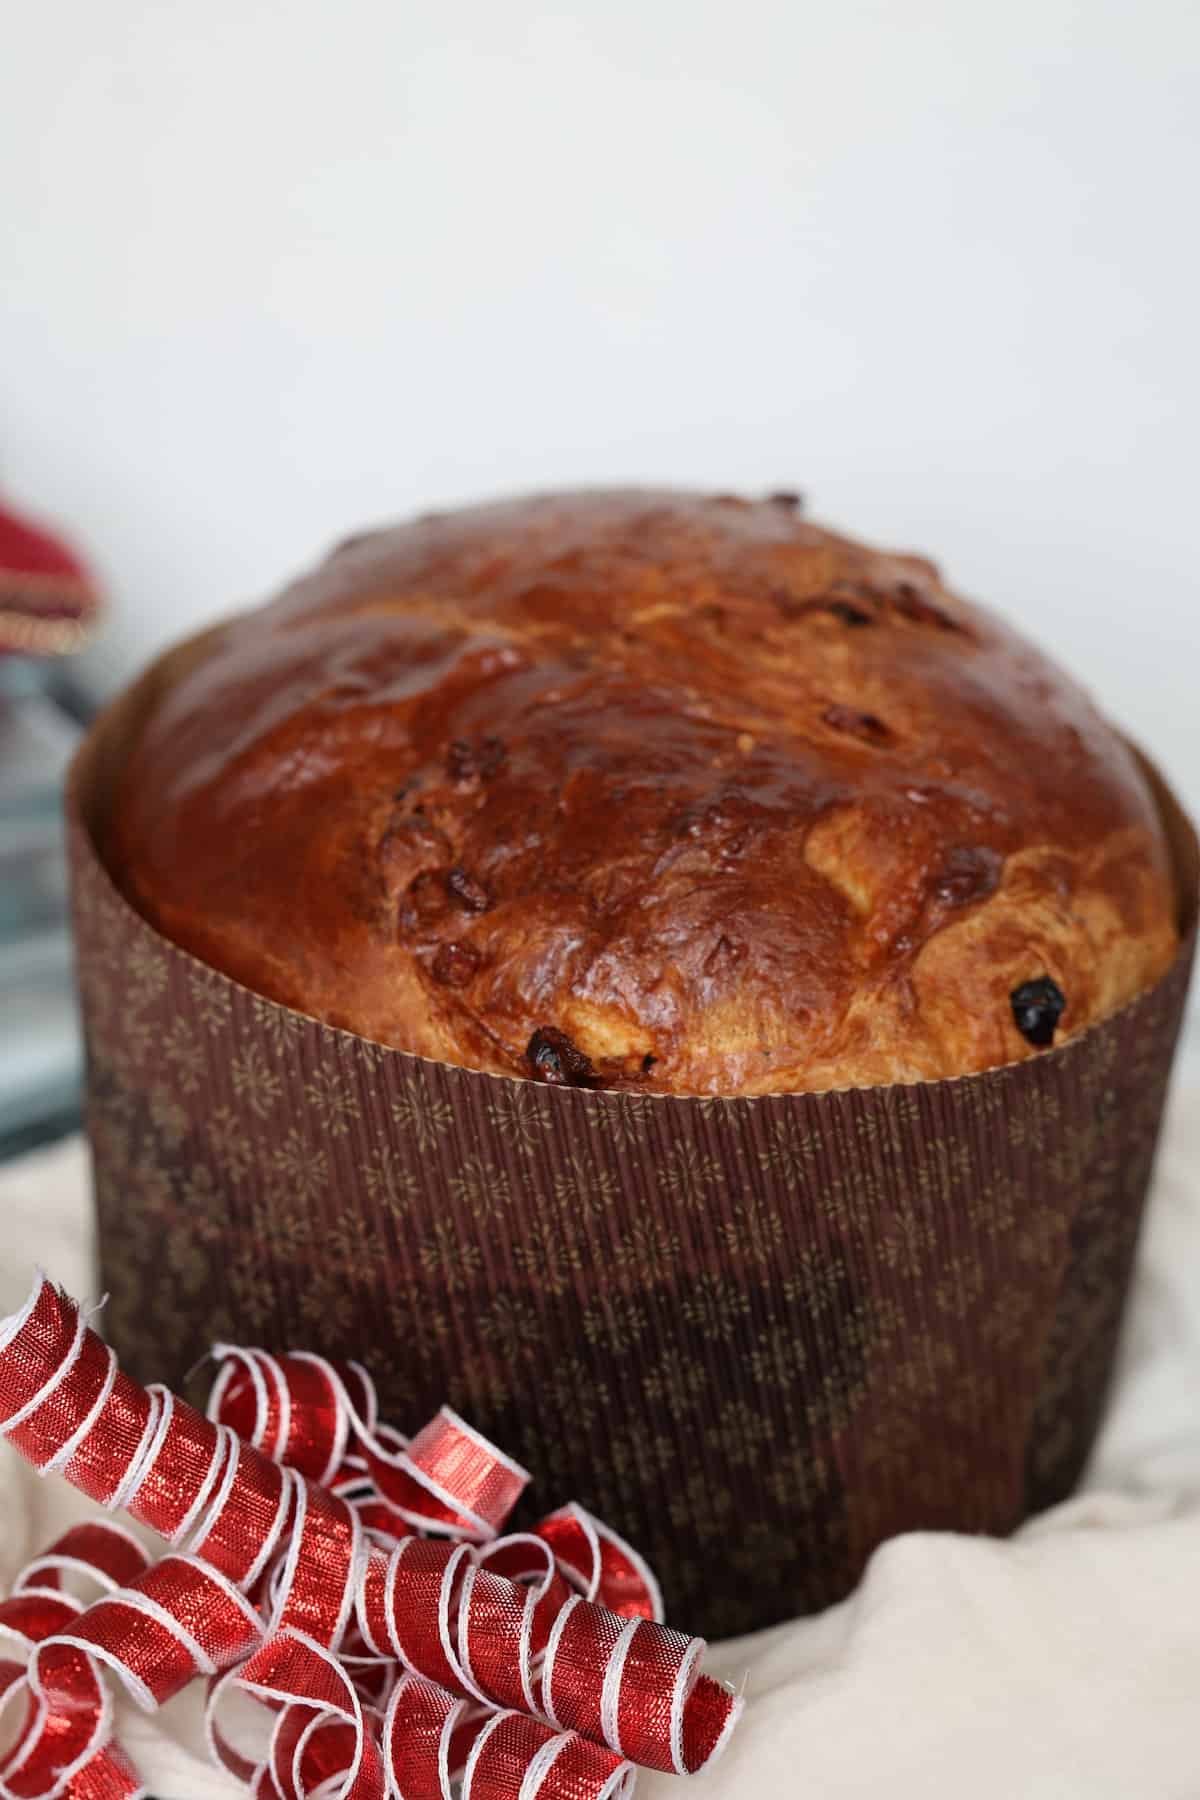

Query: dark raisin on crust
left=822, top=704, right=895, bottom=747
left=767, top=489, right=804, bottom=510
left=526, top=1026, right=598, bottom=1087
left=933, top=845, right=1003, bottom=909
left=1010, top=977, right=1067, bottom=1048
left=827, top=600, right=875, bottom=627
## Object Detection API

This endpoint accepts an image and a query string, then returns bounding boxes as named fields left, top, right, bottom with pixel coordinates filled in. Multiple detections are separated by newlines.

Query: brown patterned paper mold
left=68, top=643, right=1198, bottom=1642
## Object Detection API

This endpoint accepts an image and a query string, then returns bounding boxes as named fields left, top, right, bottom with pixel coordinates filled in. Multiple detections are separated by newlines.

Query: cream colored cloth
left=2, top=1076, right=1199, bottom=1798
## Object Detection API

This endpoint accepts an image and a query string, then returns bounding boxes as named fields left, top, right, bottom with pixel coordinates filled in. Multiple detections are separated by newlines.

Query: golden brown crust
left=104, top=490, right=1180, bottom=1094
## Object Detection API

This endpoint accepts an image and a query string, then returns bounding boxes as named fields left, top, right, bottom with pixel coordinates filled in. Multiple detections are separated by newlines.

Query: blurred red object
left=0, top=496, right=101, bottom=655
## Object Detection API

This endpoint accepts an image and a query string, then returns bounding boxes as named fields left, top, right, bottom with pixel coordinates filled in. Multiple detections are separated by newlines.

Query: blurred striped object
left=0, top=497, right=100, bottom=655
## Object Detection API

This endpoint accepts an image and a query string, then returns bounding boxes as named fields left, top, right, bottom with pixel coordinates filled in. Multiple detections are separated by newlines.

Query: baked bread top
left=104, top=490, right=1180, bottom=1094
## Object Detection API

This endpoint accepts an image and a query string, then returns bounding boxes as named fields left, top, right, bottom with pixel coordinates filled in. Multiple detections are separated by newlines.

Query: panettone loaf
left=104, top=490, right=1179, bottom=1095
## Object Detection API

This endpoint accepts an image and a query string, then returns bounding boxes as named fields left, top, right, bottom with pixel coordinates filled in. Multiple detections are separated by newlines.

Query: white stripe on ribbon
left=254, top=1353, right=292, bottom=1465
left=117, top=1385, right=175, bottom=1512
left=438, top=1407, right=531, bottom=1486
left=599, top=1617, right=640, bottom=1756
left=95, top=1587, right=218, bottom=1684
left=184, top=1424, right=241, bottom=1556
left=667, top=1634, right=704, bottom=1776
left=459, top=1708, right=507, bottom=1800
left=207, top=1344, right=269, bottom=1450
left=0, top=1300, right=86, bottom=1438
left=517, top=1730, right=571, bottom=1800
left=539, top=1593, right=581, bottom=1731
left=107, top=1386, right=164, bottom=1513
left=286, top=1352, right=353, bottom=1485
left=42, top=1343, right=117, bottom=1479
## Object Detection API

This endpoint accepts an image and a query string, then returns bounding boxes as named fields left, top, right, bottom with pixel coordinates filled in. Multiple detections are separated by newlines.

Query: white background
left=4, top=0, right=1199, bottom=818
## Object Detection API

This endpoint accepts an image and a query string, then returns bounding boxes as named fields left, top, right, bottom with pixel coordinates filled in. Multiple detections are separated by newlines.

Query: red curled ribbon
left=0, top=1276, right=741, bottom=1799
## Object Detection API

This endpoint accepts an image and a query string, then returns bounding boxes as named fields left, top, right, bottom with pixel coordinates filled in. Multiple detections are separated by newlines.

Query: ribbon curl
left=0, top=1277, right=741, bottom=1798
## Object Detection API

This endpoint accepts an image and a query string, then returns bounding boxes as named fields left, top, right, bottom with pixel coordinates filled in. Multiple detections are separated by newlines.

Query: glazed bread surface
left=105, top=491, right=1179, bottom=1095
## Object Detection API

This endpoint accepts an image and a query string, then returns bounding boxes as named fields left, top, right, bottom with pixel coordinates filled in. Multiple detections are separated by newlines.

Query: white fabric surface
left=2, top=1072, right=1199, bottom=1799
